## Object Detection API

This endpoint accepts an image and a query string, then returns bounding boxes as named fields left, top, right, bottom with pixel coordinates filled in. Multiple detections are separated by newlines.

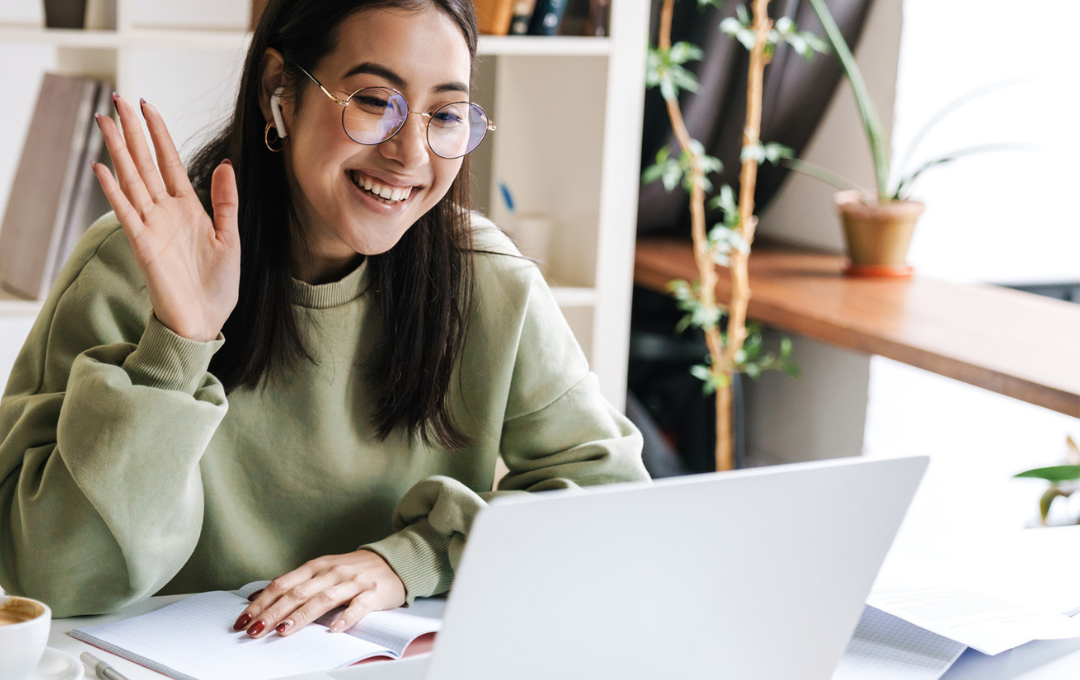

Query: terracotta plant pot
left=834, top=190, right=924, bottom=277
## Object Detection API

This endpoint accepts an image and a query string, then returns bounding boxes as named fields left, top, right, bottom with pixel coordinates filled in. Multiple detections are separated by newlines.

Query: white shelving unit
left=0, top=0, right=648, bottom=409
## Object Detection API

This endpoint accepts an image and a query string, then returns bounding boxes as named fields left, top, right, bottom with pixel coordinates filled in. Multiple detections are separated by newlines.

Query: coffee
left=0, top=600, right=41, bottom=626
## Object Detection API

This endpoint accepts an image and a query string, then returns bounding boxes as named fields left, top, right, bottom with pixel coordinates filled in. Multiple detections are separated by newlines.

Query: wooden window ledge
left=634, top=238, right=1080, bottom=418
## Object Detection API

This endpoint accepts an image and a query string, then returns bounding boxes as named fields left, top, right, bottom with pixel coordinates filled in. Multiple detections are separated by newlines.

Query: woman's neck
left=291, top=251, right=365, bottom=285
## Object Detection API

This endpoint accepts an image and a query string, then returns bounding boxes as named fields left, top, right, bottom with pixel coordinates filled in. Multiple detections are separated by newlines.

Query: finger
left=233, top=569, right=312, bottom=633
left=328, top=589, right=381, bottom=634
left=140, top=99, right=195, bottom=198
left=244, top=573, right=341, bottom=638
left=276, top=580, right=367, bottom=637
left=246, top=589, right=263, bottom=602
left=97, top=102, right=154, bottom=216
left=211, top=160, right=240, bottom=246
left=90, top=155, right=145, bottom=242
left=115, top=95, right=168, bottom=201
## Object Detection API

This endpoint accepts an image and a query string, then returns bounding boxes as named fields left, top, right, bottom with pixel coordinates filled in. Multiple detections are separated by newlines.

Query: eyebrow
left=342, top=62, right=469, bottom=95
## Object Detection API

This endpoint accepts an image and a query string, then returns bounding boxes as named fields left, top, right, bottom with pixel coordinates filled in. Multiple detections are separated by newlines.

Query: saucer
left=27, top=647, right=82, bottom=680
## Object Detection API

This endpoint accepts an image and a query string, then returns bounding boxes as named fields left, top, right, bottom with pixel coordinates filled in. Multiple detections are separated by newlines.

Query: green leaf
left=1014, top=466, right=1080, bottom=482
left=642, top=162, right=665, bottom=185
left=719, top=17, right=742, bottom=36
left=670, top=41, right=704, bottom=64
left=807, top=0, right=890, bottom=202
left=660, top=79, right=676, bottom=102
left=1039, top=486, right=1071, bottom=523
left=736, top=28, right=757, bottom=51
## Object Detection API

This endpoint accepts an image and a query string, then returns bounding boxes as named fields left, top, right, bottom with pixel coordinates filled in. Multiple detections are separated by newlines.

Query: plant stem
left=716, top=0, right=773, bottom=472
left=658, top=0, right=728, bottom=469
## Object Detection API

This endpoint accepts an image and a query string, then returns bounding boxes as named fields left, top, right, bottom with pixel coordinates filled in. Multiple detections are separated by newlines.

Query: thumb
left=211, top=159, right=239, bottom=245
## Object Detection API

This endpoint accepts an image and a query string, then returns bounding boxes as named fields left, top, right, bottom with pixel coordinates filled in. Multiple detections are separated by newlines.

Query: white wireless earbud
left=270, top=87, right=287, bottom=139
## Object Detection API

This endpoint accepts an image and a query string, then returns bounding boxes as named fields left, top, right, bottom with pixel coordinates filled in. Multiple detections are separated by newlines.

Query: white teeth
left=350, top=171, right=413, bottom=202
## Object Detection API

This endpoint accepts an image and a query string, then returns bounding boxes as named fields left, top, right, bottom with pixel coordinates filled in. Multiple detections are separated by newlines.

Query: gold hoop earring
left=264, top=121, right=287, bottom=152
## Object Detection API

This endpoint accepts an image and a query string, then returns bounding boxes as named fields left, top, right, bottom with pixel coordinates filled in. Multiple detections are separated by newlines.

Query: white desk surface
left=49, top=527, right=1080, bottom=680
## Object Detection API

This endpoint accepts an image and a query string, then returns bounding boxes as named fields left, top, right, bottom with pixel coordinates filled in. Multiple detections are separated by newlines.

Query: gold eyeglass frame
left=293, top=63, right=495, bottom=159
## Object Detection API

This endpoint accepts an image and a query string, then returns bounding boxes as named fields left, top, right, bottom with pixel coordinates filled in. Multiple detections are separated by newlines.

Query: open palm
left=91, top=94, right=240, bottom=343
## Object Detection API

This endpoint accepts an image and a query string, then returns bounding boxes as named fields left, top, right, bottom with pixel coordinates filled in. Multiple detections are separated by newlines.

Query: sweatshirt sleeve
left=0, top=213, right=228, bottom=617
left=362, top=228, right=649, bottom=602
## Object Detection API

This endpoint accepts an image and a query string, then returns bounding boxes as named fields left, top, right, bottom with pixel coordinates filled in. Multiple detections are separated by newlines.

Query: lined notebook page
left=317, top=598, right=446, bottom=655
left=70, top=591, right=393, bottom=680
left=832, top=606, right=967, bottom=680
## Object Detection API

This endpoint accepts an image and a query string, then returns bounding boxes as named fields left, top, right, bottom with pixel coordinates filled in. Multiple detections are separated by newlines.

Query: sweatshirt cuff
left=360, top=520, right=454, bottom=605
left=122, top=313, right=225, bottom=394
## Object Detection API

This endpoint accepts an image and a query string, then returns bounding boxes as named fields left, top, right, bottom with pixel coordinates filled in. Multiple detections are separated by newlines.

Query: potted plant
left=781, top=0, right=1023, bottom=277
left=1014, top=436, right=1080, bottom=527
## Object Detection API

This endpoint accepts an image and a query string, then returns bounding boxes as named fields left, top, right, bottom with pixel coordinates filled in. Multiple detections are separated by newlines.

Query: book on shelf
left=509, top=0, right=537, bottom=35
left=527, top=0, right=569, bottom=36
left=69, top=581, right=445, bottom=680
left=474, top=0, right=516, bottom=35
left=0, top=73, right=112, bottom=301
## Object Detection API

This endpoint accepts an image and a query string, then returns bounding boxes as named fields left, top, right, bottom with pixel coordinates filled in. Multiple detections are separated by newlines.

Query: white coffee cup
left=0, top=594, right=51, bottom=680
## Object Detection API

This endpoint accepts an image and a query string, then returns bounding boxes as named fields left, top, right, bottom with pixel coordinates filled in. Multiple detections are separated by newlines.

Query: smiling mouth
left=348, top=170, right=419, bottom=204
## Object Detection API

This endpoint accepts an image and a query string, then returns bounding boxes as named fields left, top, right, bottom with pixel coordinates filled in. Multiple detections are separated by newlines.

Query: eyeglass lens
left=341, top=88, right=490, bottom=159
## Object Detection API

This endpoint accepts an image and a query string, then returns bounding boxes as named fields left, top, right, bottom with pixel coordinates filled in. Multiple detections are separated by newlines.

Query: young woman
left=0, top=0, right=647, bottom=637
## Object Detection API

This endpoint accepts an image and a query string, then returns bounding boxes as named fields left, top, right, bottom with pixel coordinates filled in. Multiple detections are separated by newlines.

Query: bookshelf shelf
left=477, top=36, right=611, bottom=57
left=0, top=26, right=121, bottom=48
left=0, top=26, right=609, bottom=57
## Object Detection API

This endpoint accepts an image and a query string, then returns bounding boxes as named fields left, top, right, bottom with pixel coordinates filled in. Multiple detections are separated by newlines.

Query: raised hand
left=91, top=94, right=240, bottom=343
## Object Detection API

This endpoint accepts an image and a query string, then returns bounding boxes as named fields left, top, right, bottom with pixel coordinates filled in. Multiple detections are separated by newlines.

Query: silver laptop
left=289, top=455, right=928, bottom=680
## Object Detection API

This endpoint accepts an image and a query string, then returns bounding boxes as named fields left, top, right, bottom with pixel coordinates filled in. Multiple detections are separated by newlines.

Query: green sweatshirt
left=0, top=210, right=649, bottom=618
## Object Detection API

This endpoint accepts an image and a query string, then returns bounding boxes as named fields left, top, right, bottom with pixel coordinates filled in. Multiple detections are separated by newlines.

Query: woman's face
left=265, top=8, right=472, bottom=282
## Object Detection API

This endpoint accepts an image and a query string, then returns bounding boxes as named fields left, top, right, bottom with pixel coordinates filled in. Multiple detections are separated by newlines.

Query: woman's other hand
left=233, top=550, right=407, bottom=637
left=91, top=94, right=240, bottom=343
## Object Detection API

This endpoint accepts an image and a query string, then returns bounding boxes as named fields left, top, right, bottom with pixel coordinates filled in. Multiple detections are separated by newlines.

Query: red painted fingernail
left=222, top=158, right=233, bottom=167
left=94, top=112, right=101, bottom=121
left=89, top=159, right=96, bottom=171
left=247, top=620, right=265, bottom=637
left=246, top=588, right=262, bottom=601
left=276, top=620, right=293, bottom=634
left=139, top=98, right=146, bottom=108
left=233, top=613, right=252, bottom=631
left=112, top=92, right=119, bottom=110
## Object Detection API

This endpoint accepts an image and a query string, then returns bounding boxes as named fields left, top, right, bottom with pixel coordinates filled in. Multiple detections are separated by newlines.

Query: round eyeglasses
left=294, top=64, right=495, bottom=160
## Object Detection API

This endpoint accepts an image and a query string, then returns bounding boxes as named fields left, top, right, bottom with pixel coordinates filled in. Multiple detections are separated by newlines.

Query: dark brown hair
left=186, top=0, right=479, bottom=450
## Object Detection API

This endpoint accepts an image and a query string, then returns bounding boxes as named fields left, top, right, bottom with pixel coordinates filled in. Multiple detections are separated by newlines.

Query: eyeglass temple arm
left=294, top=63, right=350, bottom=106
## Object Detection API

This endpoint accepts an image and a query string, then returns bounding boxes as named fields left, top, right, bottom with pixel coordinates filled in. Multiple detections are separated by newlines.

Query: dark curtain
left=638, top=0, right=876, bottom=235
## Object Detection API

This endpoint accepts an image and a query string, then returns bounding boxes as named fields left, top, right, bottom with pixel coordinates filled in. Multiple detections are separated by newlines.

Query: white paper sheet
left=868, top=586, right=1080, bottom=656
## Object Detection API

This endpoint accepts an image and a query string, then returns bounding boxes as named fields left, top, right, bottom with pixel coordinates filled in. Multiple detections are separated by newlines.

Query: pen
left=81, top=652, right=132, bottom=680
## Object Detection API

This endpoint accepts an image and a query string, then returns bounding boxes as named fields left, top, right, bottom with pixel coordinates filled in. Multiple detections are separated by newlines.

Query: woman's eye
left=434, top=111, right=464, bottom=125
left=354, top=95, right=391, bottom=113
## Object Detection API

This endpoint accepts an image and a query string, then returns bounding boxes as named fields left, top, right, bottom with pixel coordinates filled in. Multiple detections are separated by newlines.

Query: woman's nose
left=380, top=112, right=428, bottom=168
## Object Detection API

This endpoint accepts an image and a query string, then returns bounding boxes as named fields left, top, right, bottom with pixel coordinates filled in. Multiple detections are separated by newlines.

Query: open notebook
left=69, top=581, right=444, bottom=680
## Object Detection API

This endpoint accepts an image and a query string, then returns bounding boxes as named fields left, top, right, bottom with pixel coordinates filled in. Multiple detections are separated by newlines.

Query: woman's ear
left=258, top=48, right=288, bottom=130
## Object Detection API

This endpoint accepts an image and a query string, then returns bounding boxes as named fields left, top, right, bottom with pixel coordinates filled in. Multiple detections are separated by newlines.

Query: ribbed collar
left=289, top=258, right=369, bottom=309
